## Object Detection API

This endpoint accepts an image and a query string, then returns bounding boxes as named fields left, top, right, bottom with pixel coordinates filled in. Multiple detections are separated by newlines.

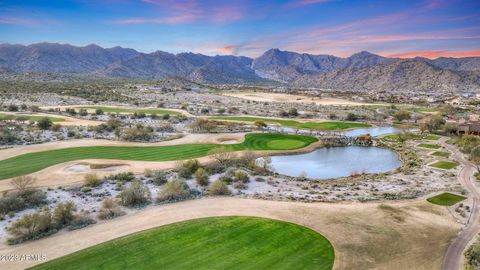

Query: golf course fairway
left=210, top=116, right=371, bottom=130
left=0, top=133, right=317, bottom=180
left=29, top=216, right=335, bottom=270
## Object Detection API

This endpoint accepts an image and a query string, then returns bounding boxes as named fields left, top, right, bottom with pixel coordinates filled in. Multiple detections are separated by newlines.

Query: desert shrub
left=120, top=124, right=154, bottom=142
left=120, top=180, right=151, bottom=207
left=98, top=198, right=125, bottom=220
left=95, top=108, right=104, bottom=115
left=176, top=159, right=200, bottom=179
left=51, top=124, right=61, bottom=132
left=7, top=208, right=55, bottom=244
left=151, top=170, right=168, bottom=186
left=10, top=176, right=36, bottom=192
left=52, top=202, right=76, bottom=227
left=111, top=172, right=135, bottom=182
left=189, top=119, right=217, bottom=132
left=144, top=169, right=154, bottom=177
left=458, top=135, right=480, bottom=153
left=68, top=211, right=96, bottom=230
left=37, top=117, right=52, bottom=130
left=234, top=171, right=249, bottom=183
left=157, top=179, right=191, bottom=203
left=0, top=189, right=47, bottom=214
left=465, top=244, right=480, bottom=269
left=84, top=173, right=102, bottom=187
left=233, top=181, right=247, bottom=190
left=206, top=180, right=231, bottom=196
left=219, top=175, right=233, bottom=184
left=194, top=168, right=209, bottom=186
left=7, top=104, right=19, bottom=111
left=345, top=113, right=357, bottom=121
left=0, top=128, right=18, bottom=144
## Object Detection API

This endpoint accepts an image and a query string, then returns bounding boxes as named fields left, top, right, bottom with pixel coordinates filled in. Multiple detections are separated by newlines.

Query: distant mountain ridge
left=1, top=43, right=479, bottom=93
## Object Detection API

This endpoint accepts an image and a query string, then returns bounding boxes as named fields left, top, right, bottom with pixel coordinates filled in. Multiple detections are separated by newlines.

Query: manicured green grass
left=427, top=192, right=466, bottom=206
left=431, top=151, right=450, bottom=157
left=424, top=135, right=441, bottom=140
left=77, top=106, right=180, bottom=115
left=30, top=217, right=334, bottom=270
left=417, top=143, right=442, bottom=149
left=0, top=133, right=317, bottom=180
left=429, top=161, right=459, bottom=170
left=0, top=113, right=64, bottom=122
left=210, top=116, right=371, bottom=130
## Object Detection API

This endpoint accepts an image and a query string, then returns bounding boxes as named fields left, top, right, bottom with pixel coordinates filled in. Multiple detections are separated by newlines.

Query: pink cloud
left=288, top=0, right=333, bottom=8
left=116, top=14, right=198, bottom=24
left=386, top=50, right=480, bottom=59
left=116, top=0, right=244, bottom=25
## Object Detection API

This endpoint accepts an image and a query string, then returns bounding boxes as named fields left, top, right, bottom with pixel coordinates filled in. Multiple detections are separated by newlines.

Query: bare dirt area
left=0, top=197, right=459, bottom=270
left=222, top=91, right=381, bottom=106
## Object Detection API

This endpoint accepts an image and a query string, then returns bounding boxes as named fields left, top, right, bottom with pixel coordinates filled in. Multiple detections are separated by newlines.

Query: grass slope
left=427, top=193, right=466, bottom=206
left=431, top=151, right=450, bottom=157
left=429, top=161, right=459, bottom=170
left=210, top=116, right=370, bottom=130
left=0, top=133, right=317, bottom=180
left=30, top=217, right=334, bottom=270
left=417, top=143, right=442, bottom=149
left=0, top=113, right=64, bottom=122
left=78, top=106, right=180, bottom=115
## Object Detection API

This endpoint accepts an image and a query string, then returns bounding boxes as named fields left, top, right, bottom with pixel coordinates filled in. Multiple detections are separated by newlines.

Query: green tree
left=427, top=115, right=445, bottom=132
left=393, top=111, right=411, bottom=122
left=470, top=146, right=480, bottom=173
left=37, top=117, right=53, bottom=130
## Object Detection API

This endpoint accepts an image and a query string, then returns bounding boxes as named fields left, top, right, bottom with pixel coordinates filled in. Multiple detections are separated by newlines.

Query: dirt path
left=442, top=139, right=480, bottom=270
left=0, top=197, right=459, bottom=270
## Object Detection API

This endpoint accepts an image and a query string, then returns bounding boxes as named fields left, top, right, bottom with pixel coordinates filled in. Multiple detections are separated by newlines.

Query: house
left=456, top=121, right=480, bottom=136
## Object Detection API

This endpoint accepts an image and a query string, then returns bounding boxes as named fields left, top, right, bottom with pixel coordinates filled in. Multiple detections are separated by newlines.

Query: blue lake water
left=270, top=146, right=401, bottom=179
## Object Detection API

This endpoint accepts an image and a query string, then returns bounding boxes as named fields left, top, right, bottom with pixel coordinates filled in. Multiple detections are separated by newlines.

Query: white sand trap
left=64, top=163, right=130, bottom=173
left=219, top=139, right=238, bottom=144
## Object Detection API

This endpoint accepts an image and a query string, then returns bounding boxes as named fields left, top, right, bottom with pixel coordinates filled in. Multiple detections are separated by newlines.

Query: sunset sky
left=1, top=0, right=479, bottom=58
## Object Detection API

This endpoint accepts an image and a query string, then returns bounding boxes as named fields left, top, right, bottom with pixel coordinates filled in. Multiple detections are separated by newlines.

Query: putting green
left=267, top=139, right=305, bottom=149
left=29, top=217, right=334, bottom=270
left=210, top=116, right=371, bottom=130
left=77, top=106, right=180, bottom=115
left=0, top=133, right=317, bottom=180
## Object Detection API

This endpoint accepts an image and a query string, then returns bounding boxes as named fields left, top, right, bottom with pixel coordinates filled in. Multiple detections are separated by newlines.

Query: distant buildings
left=455, top=121, right=480, bottom=136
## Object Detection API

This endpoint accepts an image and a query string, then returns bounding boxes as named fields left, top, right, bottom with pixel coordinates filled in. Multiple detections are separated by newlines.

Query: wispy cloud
left=0, top=16, right=57, bottom=26
left=287, top=0, right=333, bottom=8
left=115, top=0, right=244, bottom=25
left=386, top=50, right=480, bottom=59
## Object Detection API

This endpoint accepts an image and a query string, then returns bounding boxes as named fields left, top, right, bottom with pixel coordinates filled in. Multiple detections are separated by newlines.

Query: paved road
left=442, top=140, right=480, bottom=270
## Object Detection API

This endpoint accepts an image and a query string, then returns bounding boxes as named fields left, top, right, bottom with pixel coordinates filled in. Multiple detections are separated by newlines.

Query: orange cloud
left=386, top=50, right=480, bottom=59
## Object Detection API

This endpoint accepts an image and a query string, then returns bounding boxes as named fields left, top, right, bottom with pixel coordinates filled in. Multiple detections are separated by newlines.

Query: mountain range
left=1, top=43, right=480, bottom=94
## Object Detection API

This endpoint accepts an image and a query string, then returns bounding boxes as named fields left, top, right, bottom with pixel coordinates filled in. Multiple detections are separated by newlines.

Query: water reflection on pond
left=270, top=146, right=401, bottom=179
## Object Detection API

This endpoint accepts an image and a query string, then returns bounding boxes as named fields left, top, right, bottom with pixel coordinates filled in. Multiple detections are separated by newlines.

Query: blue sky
left=0, top=0, right=479, bottom=58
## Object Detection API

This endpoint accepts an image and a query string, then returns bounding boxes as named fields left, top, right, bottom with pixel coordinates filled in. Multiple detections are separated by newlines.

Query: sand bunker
left=64, top=163, right=130, bottom=173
